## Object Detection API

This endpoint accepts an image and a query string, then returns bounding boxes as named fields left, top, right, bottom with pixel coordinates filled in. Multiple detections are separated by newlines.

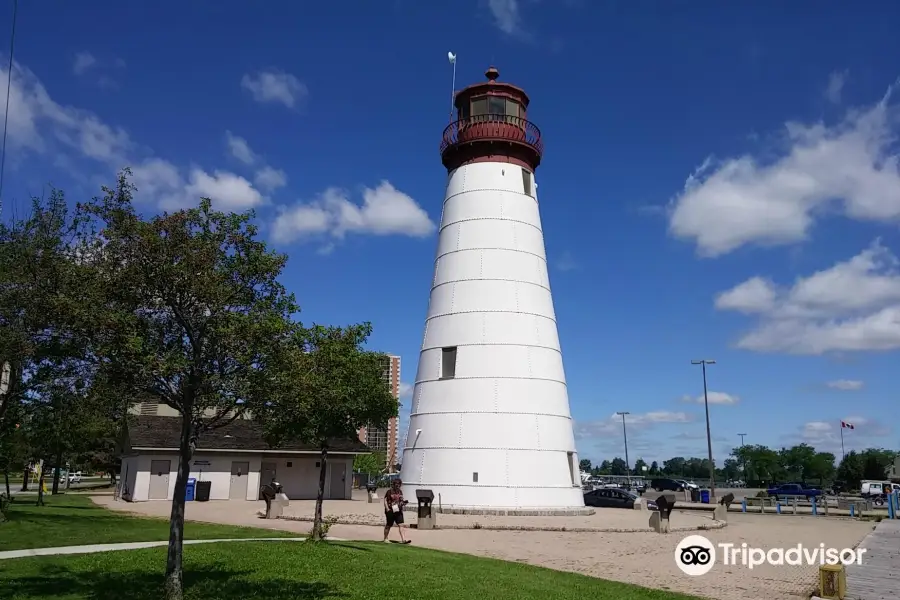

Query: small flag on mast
left=841, top=421, right=854, bottom=429
left=448, top=51, right=457, bottom=64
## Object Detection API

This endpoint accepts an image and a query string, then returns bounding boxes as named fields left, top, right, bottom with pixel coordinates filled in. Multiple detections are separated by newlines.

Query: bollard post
left=894, top=492, right=900, bottom=519
left=742, top=498, right=747, bottom=513
left=812, top=498, right=818, bottom=516
left=793, top=497, right=798, bottom=515
left=850, top=504, right=855, bottom=518
left=776, top=501, right=781, bottom=514
left=889, top=493, right=896, bottom=520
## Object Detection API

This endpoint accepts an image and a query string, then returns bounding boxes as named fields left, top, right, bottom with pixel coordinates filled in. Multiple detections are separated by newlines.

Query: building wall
left=357, top=354, right=400, bottom=469
left=122, top=451, right=353, bottom=502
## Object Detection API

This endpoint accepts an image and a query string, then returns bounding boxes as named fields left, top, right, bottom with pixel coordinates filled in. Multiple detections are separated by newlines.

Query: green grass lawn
left=0, top=494, right=295, bottom=551
left=0, top=494, right=702, bottom=600
left=0, top=541, right=701, bottom=600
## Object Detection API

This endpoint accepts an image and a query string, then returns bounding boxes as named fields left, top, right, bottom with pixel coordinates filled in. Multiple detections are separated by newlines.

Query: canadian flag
left=841, top=421, right=855, bottom=429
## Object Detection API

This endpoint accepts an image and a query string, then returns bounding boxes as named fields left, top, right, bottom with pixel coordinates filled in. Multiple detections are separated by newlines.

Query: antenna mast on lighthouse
left=400, top=67, right=585, bottom=513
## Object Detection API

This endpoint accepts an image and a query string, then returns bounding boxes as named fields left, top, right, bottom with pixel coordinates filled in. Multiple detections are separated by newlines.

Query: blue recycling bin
left=185, top=478, right=197, bottom=502
left=700, top=489, right=710, bottom=504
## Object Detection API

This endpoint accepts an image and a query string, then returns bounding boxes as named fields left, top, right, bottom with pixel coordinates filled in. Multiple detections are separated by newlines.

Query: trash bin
left=691, top=488, right=701, bottom=502
left=195, top=480, right=212, bottom=502
left=416, top=489, right=436, bottom=530
left=185, top=478, right=197, bottom=502
left=700, top=489, right=710, bottom=504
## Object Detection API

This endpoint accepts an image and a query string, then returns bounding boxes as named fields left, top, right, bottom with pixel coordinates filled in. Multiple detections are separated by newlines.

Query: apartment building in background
left=357, top=354, right=400, bottom=470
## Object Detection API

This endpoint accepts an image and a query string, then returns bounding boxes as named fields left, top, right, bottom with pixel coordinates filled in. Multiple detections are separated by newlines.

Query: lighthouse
left=400, top=66, right=584, bottom=511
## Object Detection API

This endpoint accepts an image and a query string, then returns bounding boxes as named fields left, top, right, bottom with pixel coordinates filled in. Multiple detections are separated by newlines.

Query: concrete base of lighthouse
left=400, top=159, right=586, bottom=514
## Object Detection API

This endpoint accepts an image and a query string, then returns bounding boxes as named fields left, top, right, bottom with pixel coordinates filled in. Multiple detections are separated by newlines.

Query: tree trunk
left=20, top=467, right=28, bottom=491
left=164, top=416, right=194, bottom=600
left=4, top=468, right=10, bottom=499
left=312, top=446, right=328, bottom=541
left=52, top=450, right=62, bottom=495
left=36, top=467, right=46, bottom=506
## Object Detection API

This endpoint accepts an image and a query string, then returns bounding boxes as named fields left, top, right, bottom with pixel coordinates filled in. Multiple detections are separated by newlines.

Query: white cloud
left=225, top=131, right=256, bottom=165
left=1, top=61, right=130, bottom=160
left=825, top=70, right=849, bottom=105
left=487, top=0, right=523, bottom=35
left=679, top=391, right=740, bottom=405
left=715, top=240, right=900, bottom=354
left=73, top=52, right=97, bottom=76
left=254, top=166, right=287, bottom=192
left=796, top=416, right=889, bottom=452
left=271, top=181, right=435, bottom=245
left=668, top=81, right=900, bottom=257
left=714, top=277, right=777, bottom=314
left=575, top=411, right=695, bottom=440
left=241, top=69, right=308, bottom=109
left=223, top=132, right=288, bottom=193
left=1, top=60, right=267, bottom=213
left=826, top=379, right=864, bottom=391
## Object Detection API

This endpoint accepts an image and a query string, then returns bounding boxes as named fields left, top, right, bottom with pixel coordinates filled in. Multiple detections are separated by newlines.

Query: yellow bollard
left=818, top=564, right=846, bottom=599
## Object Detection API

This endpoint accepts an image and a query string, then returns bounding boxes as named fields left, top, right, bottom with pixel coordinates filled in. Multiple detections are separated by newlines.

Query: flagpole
left=448, top=51, right=457, bottom=123
left=840, top=422, right=845, bottom=460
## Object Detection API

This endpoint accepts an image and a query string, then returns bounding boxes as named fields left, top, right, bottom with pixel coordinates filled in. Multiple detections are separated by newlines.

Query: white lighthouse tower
left=400, top=66, right=584, bottom=511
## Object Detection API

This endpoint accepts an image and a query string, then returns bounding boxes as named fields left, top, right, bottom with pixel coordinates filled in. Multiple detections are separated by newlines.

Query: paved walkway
left=0, top=537, right=312, bottom=561
left=845, top=519, right=900, bottom=599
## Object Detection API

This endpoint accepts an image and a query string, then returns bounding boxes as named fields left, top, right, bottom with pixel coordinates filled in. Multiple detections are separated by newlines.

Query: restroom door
left=329, top=462, right=346, bottom=499
left=229, top=461, right=250, bottom=500
left=148, top=460, right=171, bottom=500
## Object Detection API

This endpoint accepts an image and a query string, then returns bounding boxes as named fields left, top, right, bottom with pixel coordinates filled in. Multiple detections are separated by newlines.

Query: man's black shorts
left=385, top=510, right=404, bottom=527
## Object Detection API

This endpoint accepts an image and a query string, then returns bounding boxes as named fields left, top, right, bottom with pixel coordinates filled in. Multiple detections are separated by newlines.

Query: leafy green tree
left=83, top=174, right=299, bottom=600
left=258, top=323, right=398, bottom=541
left=578, top=458, right=592, bottom=472
left=648, top=460, right=659, bottom=475
left=354, top=451, right=387, bottom=477
left=610, top=457, right=627, bottom=476
left=837, top=451, right=864, bottom=490
left=633, top=458, right=647, bottom=474
left=662, top=457, right=685, bottom=477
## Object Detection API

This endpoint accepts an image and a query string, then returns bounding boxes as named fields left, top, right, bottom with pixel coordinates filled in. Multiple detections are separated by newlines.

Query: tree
left=83, top=174, right=299, bottom=600
left=649, top=461, right=659, bottom=475
left=610, top=457, right=627, bottom=476
left=662, top=457, right=686, bottom=477
left=633, top=458, right=647, bottom=475
left=259, top=323, right=398, bottom=541
left=578, top=458, right=592, bottom=472
left=354, top=451, right=387, bottom=478
left=837, top=451, right=864, bottom=490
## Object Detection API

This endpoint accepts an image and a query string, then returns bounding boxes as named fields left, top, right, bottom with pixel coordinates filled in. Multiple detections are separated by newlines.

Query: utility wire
left=0, top=0, right=20, bottom=216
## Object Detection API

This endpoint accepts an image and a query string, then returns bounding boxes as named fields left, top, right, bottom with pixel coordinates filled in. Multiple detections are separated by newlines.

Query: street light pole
left=737, top=433, right=747, bottom=484
left=616, top=411, right=630, bottom=481
left=691, top=359, right=717, bottom=500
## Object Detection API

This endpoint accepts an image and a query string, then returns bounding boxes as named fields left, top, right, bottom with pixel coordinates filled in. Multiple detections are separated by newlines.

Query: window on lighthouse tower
left=440, top=347, right=457, bottom=379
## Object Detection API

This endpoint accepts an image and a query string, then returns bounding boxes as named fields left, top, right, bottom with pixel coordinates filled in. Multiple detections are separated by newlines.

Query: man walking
left=383, top=478, right=411, bottom=544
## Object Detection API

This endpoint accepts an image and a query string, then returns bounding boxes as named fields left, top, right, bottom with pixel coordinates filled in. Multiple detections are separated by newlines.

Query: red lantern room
left=439, top=66, right=543, bottom=173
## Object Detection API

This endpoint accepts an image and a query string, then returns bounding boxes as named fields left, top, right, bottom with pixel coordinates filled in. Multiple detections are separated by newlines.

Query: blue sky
left=2, top=1, right=899, bottom=466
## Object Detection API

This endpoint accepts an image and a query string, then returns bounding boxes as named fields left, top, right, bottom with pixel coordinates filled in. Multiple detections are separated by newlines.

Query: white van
left=860, top=480, right=899, bottom=497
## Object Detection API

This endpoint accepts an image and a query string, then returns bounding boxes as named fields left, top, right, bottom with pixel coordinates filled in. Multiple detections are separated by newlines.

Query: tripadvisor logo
left=674, top=535, right=866, bottom=576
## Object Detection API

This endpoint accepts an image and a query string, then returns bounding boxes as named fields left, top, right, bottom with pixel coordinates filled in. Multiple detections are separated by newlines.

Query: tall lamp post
left=616, top=411, right=630, bottom=481
left=691, top=359, right=717, bottom=500
left=737, top=433, right=747, bottom=484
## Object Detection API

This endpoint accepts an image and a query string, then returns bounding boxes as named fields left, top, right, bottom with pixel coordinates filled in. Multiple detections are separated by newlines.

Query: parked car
left=766, top=483, right=821, bottom=500
left=584, top=488, right=658, bottom=510
left=67, top=471, right=82, bottom=484
left=677, top=479, right=699, bottom=490
left=650, top=478, right=685, bottom=492
left=860, top=480, right=900, bottom=498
